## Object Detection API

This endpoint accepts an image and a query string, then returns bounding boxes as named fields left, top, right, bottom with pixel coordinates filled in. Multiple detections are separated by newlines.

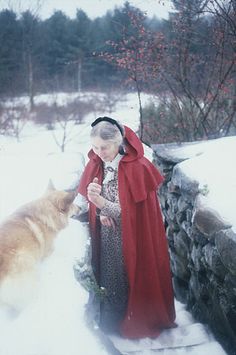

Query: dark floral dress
left=98, top=166, right=129, bottom=333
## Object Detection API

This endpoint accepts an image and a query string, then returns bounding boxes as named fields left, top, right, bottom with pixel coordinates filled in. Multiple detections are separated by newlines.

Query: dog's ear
left=64, top=190, right=77, bottom=205
left=59, top=191, right=77, bottom=212
left=47, top=179, right=56, bottom=191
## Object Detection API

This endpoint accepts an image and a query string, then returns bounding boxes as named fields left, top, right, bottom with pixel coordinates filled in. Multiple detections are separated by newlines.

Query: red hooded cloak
left=78, top=126, right=176, bottom=338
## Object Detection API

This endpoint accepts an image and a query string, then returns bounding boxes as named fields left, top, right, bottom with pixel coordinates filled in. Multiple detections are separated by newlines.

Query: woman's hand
left=87, top=177, right=105, bottom=209
left=100, top=215, right=116, bottom=229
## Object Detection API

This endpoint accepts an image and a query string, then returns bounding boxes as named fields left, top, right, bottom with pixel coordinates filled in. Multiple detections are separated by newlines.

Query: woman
left=77, top=116, right=176, bottom=338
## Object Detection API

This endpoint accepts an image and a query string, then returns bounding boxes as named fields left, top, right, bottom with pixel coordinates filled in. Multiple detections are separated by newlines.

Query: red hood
left=87, top=126, right=144, bottom=163
left=78, top=125, right=162, bottom=203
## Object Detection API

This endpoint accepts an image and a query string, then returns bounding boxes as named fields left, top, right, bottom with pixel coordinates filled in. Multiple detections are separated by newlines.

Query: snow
left=175, top=136, right=236, bottom=232
left=0, top=92, right=228, bottom=354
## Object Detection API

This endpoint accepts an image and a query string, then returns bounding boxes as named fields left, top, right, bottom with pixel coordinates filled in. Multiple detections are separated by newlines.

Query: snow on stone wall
left=152, top=140, right=236, bottom=355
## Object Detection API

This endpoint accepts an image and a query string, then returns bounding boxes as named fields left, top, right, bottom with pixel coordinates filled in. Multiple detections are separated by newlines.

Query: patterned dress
left=98, top=166, right=129, bottom=333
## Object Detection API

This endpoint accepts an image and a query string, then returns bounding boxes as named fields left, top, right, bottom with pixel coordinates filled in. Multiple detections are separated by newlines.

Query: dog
left=0, top=181, right=80, bottom=313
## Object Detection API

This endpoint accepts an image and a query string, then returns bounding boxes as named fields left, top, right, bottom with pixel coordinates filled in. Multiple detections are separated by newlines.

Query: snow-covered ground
left=0, top=92, right=230, bottom=354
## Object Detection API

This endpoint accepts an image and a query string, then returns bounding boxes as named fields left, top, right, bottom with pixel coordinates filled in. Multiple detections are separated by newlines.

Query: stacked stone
left=152, top=142, right=236, bottom=355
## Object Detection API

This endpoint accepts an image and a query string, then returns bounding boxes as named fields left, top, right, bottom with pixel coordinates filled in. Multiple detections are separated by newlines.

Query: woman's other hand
left=100, top=215, right=116, bottom=229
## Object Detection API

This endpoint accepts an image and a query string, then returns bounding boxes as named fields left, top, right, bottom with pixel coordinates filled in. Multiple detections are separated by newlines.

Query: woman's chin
left=102, top=157, right=112, bottom=162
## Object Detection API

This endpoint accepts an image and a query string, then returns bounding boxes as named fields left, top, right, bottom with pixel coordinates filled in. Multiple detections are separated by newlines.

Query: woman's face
left=91, top=136, right=119, bottom=162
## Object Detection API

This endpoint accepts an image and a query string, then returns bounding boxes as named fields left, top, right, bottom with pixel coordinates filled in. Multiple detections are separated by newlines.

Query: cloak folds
left=78, top=126, right=176, bottom=338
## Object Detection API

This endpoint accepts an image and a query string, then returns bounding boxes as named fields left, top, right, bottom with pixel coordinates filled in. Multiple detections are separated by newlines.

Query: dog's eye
left=58, top=200, right=68, bottom=213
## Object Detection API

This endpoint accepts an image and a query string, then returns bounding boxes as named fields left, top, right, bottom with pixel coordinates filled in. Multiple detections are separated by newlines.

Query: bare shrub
left=31, top=103, right=56, bottom=129
left=0, top=103, right=28, bottom=141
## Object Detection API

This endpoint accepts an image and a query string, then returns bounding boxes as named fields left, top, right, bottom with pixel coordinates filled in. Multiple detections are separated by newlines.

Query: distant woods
left=0, top=0, right=236, bottom=143
left=0, top=2, right=144, bottom=96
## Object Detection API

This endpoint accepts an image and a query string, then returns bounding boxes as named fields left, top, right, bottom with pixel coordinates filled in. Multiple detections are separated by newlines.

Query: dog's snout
left=69, top=204, right=81, bottom=218
left=70, top=205, right=89, bottom=223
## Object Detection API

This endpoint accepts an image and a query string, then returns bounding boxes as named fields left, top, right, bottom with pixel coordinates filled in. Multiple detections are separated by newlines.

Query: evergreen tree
left=69, top=9, right=92, bottom=91
left=41, top=11, right=73, bottom=91
left=20, top=11, right=41, bottom=107
left=0, top=10, right=22, bottom=95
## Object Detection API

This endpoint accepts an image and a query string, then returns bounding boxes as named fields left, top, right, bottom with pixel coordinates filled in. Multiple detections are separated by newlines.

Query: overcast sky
left=0, top=0, right=174, bottom=19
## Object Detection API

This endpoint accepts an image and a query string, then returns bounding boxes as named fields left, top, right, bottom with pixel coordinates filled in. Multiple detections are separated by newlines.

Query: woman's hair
left=90, top=120, right=124, bottom=146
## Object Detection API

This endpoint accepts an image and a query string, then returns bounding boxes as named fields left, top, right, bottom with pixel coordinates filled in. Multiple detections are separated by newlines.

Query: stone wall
left=152, top=142, right=236, bottom=355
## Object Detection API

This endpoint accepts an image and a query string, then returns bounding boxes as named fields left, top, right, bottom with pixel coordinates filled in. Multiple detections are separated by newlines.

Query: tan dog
left=0, top=182, right=79, bottom=313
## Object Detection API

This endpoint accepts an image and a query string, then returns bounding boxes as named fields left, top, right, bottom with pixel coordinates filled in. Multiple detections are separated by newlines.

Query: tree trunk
left=28, top=52, right=34, bottom=111
left=136, top=80, right=150, bottom=146
left=77, top=57, right=82, bottom=94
